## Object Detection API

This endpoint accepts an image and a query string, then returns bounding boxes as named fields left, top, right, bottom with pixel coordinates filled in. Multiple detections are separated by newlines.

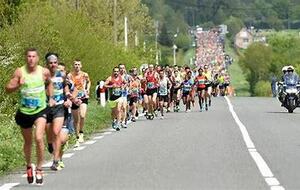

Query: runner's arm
left=104, top=77, right=113, bottom=88
left=5, top=68, right=22, bottom=93
left=85, top=73, right=91, bottom=96
left=44, top=68, right=55, bottom=106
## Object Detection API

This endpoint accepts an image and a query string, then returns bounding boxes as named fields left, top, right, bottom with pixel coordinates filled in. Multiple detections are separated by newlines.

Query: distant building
left=235, top=28, right=253, bottom=49
left=235, top=27, right=267, bottom=49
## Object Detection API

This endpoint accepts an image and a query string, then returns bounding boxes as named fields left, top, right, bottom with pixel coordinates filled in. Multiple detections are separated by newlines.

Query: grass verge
left=226, top=40, right=251, bottom=96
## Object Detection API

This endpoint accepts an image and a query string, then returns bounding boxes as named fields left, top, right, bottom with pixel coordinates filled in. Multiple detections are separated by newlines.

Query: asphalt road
left=1, top=97, right=300, bottom=190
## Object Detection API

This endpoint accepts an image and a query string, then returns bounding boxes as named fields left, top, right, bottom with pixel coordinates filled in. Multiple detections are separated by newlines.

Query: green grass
left=226, top=40, right=251, bottom=97
left=0, top=99, right=111, bottom=176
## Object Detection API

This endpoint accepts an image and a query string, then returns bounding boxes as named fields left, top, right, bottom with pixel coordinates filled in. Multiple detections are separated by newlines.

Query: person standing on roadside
left=67, top=59, right=91, bottom=147
left=5, top=48, right=55, bottom=185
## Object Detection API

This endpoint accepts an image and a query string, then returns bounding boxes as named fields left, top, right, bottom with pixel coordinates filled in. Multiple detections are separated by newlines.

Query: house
left=235, top=28, right=253, bottom=49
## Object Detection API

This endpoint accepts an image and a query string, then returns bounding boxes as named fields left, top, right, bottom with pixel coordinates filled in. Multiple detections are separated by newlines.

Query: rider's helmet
left=287, top=65, right=295, bottom=72
left=282, top=66, right=289, bottom=74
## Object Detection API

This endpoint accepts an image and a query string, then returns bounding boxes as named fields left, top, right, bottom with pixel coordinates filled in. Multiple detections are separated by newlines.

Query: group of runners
left=102, top=28, right=232, bottom=131
left=6, top=48, right=90, bottom=185
left=4, top=28, right=232, bottom=185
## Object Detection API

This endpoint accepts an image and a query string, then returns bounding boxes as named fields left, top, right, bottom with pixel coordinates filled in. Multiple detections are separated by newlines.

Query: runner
left=158, top=69, right=172, bottom=119
left=172, top=69, right=183, bottom=112
left=67, top=59, right=91, bottom=147
left=119, top=63, right=131, bottom=128
left=203, top=65, right=213, bottom=106
left=128, top=67, right=141, bottom=122
left=195, top=68, right=208, bottom=111
left=5, top=48, right=55, bottom=185
left=57, top=62, right=76, bottom=170
left=44, top=53, right=70, bottom=171
left=144, top=64, right=159, bottom=120
left=105, top=67, right=125, bottom=131
left=181, top=71, right=194, bottom=112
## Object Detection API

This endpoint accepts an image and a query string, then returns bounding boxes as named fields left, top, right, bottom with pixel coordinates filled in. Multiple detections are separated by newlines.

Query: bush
left=254, top=80, right=272, bottom=97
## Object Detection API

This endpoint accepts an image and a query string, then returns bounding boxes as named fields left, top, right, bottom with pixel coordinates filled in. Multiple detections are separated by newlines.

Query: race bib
left=22, top=97, right=41, bottom=108
left=159, top=88, right=168, bottom=96
left=147, top=82, right=155, bottom=89
left=112, top=88, right=122, bottom=96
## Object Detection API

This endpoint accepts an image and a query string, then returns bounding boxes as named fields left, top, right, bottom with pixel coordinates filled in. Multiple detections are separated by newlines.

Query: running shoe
left=121, top=122, right=127, bottom=128
left=160, top=116, right=164, bottom=120
left=115, top=122, right=121, bottom=131
left=78, top=133, right=84, bottom=143
left=35, top=169, right=43, bottom=185
left=131, top=117, right=136, bottom=122
left=26, top=166, right=34, bottom=184
left=58, top=160, right=65, bottom=170
left=50, top=160, right=61, bottom=171
left=74, top=140, right=80, bottom=148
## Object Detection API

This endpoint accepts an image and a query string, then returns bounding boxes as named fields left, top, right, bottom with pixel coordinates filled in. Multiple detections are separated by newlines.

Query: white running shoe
left=78, top=133, right=84, bottom=143
left=74, top=140, right=80, bottom=148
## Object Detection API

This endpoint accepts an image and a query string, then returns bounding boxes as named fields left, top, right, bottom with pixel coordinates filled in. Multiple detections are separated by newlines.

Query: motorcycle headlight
left=286, top=88, right=298, bottom=94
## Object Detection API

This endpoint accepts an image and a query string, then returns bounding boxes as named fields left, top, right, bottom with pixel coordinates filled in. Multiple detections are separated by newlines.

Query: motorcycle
left=278, top=74, right=300, bottom=113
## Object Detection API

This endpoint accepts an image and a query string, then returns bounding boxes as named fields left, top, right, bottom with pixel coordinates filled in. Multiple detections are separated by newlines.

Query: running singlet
left=146, top=72, right=158, bottom=90
left=182, top=80, right=193, bottom=93
left=51, top=70, right=65, bottom=105
left=121, top=74, right=130, bottom=97
left=159, top=77, right=168, bottom=96
left=109, top=76, right=123, bottom=97
left=19, top=65, right=47, bottom=115
left=129, top=79, right=140, bottom=97
left=70, top=72, right=88, bottom=99
left=174, top=75, right=182, bottom=89
left=203, top=71, right=212, bottom=81
left=195, top=75, right=206, bottom=89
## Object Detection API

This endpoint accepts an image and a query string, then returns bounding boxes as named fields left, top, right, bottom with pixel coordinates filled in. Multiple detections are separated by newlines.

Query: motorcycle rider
left=279, top=65, right=299, bottom=106
left=278, top=66, right=289, bottom=105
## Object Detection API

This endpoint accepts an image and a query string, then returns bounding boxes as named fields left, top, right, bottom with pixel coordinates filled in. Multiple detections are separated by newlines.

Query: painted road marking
left=0, top=183, right=19, bottom=190
left=73, top=146, right=86, bottom=151
left=42, top=161, right=52, bottom=168
left=93, top=136, right=104, bottom=140
left=225, top=97, right=285, bottom=190
left=103, top=132, right=112, bottom=135
left=62, top=153, right=74, bottom=158
left=84, top=140, right=97, bottom=145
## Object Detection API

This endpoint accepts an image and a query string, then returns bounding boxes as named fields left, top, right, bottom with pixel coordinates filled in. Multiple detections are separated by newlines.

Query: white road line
left=0, top=183, right=19, bottom=190
left=73, top=146, right=86, bottom=151
left=93, top=136, right=104, bottom=140
left=42, top=161, right=53, bottom=168
left=265, top=177, right=280, bottom=186
left=62, top=153, right=74, bottom=158
left=102, top=132, right=112, bottom=135
left=225, top=97, right=285, bottom=190
left=84, top=140, right=97, bottom=145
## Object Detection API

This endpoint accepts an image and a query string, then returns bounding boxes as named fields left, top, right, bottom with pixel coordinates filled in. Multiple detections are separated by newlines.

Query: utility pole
left=155, top=21, right=159, bottom=65
left=113, top=0, right=117, bottom=45
left=135, top=31, right=139, bottom=47
left=75, top=0, right=80, bottom=10
left=124, top=16, right=128, bottom=50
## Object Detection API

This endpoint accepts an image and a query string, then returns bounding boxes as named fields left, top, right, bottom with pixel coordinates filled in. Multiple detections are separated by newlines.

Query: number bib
left=21, top=97, right=41, bottom=108
left=112, top=88, right=122, bottom=96
left=147, top=82, right=155, bottom=89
